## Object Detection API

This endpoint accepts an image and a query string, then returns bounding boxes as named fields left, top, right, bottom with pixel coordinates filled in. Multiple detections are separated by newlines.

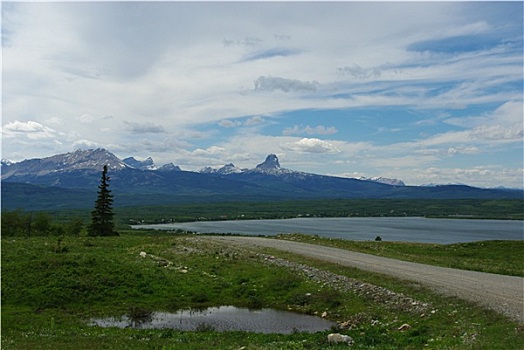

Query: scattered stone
left=371, top=319, right=381, bottom=326
left=321, top=311, right=328, bottom=318
left=139, top=251, right=147, bottom=258
left=258, top=254, right=432, bottom=314
left=327, top=333, right=354, bottom=346
left=157, top=260, right=171, bottom=267
left=398, top=323, right=411, bottom=331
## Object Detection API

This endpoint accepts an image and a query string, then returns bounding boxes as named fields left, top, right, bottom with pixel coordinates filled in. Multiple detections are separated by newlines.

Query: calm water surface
left=134, top=217, right=524, bottom=244
left=90, top=306, right=336, bottom=334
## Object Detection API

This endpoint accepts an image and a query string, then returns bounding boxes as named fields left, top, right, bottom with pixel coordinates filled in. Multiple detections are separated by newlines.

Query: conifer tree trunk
left=89, top=165, right=117, bottom=236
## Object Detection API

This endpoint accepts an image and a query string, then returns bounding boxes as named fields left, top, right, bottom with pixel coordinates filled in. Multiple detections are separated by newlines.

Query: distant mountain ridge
left=1, top=148, right=127, bottom=178
left=2, top=148, right=522, bottom=210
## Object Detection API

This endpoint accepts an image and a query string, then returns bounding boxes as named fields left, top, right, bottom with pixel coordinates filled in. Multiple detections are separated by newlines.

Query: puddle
left=90, top=306, right=337, bottom=334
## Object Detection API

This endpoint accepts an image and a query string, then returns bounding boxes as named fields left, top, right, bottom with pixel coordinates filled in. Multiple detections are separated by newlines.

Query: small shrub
left=288, top=292, right=311, bottom=306
left=269, top=272, right=301, bottom=292
left=247, top=290, right=264, bottom=309
left=191, top=291, right=210, bottom=304
left=83, top=239, right=96, bottom=247
left=313, top=289, right=343, bottom=308
left=52, top=236, right=69, bottom=253
left=127, top=306, right=153, bottom=326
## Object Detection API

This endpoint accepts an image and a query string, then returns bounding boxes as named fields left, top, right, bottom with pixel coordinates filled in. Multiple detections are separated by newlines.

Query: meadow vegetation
left=2, top=230, right=523, bottom=349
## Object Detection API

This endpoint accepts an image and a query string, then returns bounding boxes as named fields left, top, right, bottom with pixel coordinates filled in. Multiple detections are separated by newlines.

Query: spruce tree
left=89, top=165, right=117, bottom=236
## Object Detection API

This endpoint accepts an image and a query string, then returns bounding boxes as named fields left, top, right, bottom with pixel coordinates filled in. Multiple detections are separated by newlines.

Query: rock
left=157, top=260, right=170, bottom=267
left=339, top=320, right=353, bottom=329
left=321, top=311, right=328, bottom=318
left=139, top=251, right=147, bottom=258
left=398, top=323, right=411, bottom=331
left=327, top=333, right=354, bottom=345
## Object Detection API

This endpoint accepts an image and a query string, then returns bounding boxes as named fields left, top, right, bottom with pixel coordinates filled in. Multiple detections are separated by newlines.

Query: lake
left=133, top=217, right=524, bottom=244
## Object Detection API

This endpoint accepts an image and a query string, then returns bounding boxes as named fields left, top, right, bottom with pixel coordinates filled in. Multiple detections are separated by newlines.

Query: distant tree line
left=1, top=210, right=84, bottom=237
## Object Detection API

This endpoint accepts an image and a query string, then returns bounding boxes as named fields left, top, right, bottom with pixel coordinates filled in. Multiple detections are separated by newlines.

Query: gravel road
left=207, top=236, right=524, bottom=324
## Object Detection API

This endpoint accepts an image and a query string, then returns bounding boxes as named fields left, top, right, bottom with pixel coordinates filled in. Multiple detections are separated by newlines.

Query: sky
left=2, top=1, right=523, bottom=188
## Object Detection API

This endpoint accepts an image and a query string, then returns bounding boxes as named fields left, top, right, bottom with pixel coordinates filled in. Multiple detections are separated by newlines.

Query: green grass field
left=2, top=231, right=523, bottom=349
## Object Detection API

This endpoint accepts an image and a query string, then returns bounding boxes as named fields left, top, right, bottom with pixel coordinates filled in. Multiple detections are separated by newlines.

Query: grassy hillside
left=2, top=231, right=523, bottom=349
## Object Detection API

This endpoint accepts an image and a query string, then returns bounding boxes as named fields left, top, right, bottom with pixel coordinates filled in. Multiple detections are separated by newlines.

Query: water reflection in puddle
left=90, top=306, right=337, bottom=334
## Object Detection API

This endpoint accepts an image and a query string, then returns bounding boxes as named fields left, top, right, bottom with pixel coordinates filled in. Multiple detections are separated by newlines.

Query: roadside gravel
left=207, top=236, right=524, bottom=324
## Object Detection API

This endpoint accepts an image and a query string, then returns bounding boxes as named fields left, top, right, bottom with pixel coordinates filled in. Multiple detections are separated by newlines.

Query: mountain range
left=2, top=148, right=522, bottom=211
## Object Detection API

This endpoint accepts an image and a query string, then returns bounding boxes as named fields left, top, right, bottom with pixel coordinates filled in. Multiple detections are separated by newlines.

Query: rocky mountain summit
left=256, top=154, right=281, bottom=171
left=200, top=163, right=243, bottom=175
left=123, top=156, right=156, bottom=170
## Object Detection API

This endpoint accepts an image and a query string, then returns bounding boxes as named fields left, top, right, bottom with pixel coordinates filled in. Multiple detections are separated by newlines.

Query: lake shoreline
left=132, top=216, right=524, bottom=244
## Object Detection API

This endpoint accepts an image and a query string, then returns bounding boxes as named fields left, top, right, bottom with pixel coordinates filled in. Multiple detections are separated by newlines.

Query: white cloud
left=470, top=125, right=523, bottom=141
left=244, top=116, right=264, bottom=126
left=253, top=76, right=320, bottom=93
left=218, top=120, right=241, bottom=128
left=77, top=114, right=94, bottom=124
left=282, top=138, right=341, bottom=154
left=422, top=100, right=523, bottom=147
left=447, top=146, right=480, bottom=155
left=222, top=36, right=263, bottom=47
left=72, top=139, right=100, bottom=149
left=337, top=64, right=381, bottom=80
left=2, top=120, right=58, bottom=139
left=218, top=116, right=264, bottom=128
left=192, top=146, right=227, bottom=157
left=123, top=121, right=166, bottom=134
left=283, top=125, right=338, bottom=136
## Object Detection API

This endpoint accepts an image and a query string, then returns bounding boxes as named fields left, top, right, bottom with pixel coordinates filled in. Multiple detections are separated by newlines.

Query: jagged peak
left=63, top=148, right=125, bottom=169
left=199, top=163, right=242, bottom=175
left=256, top=154, right=280, bottom=170
left=158, top=163, right=181, bottom=172
left=123, top=156, right=156, bottom=170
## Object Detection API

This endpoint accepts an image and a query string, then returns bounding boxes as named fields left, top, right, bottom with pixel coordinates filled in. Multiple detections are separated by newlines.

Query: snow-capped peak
left=199, top=163, right=243, bottom=175
left=123, top=156, right=157, bottom=170
left=1, top=148, right=127, bottom=179
left=359, top=176, right=405, bottom=186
